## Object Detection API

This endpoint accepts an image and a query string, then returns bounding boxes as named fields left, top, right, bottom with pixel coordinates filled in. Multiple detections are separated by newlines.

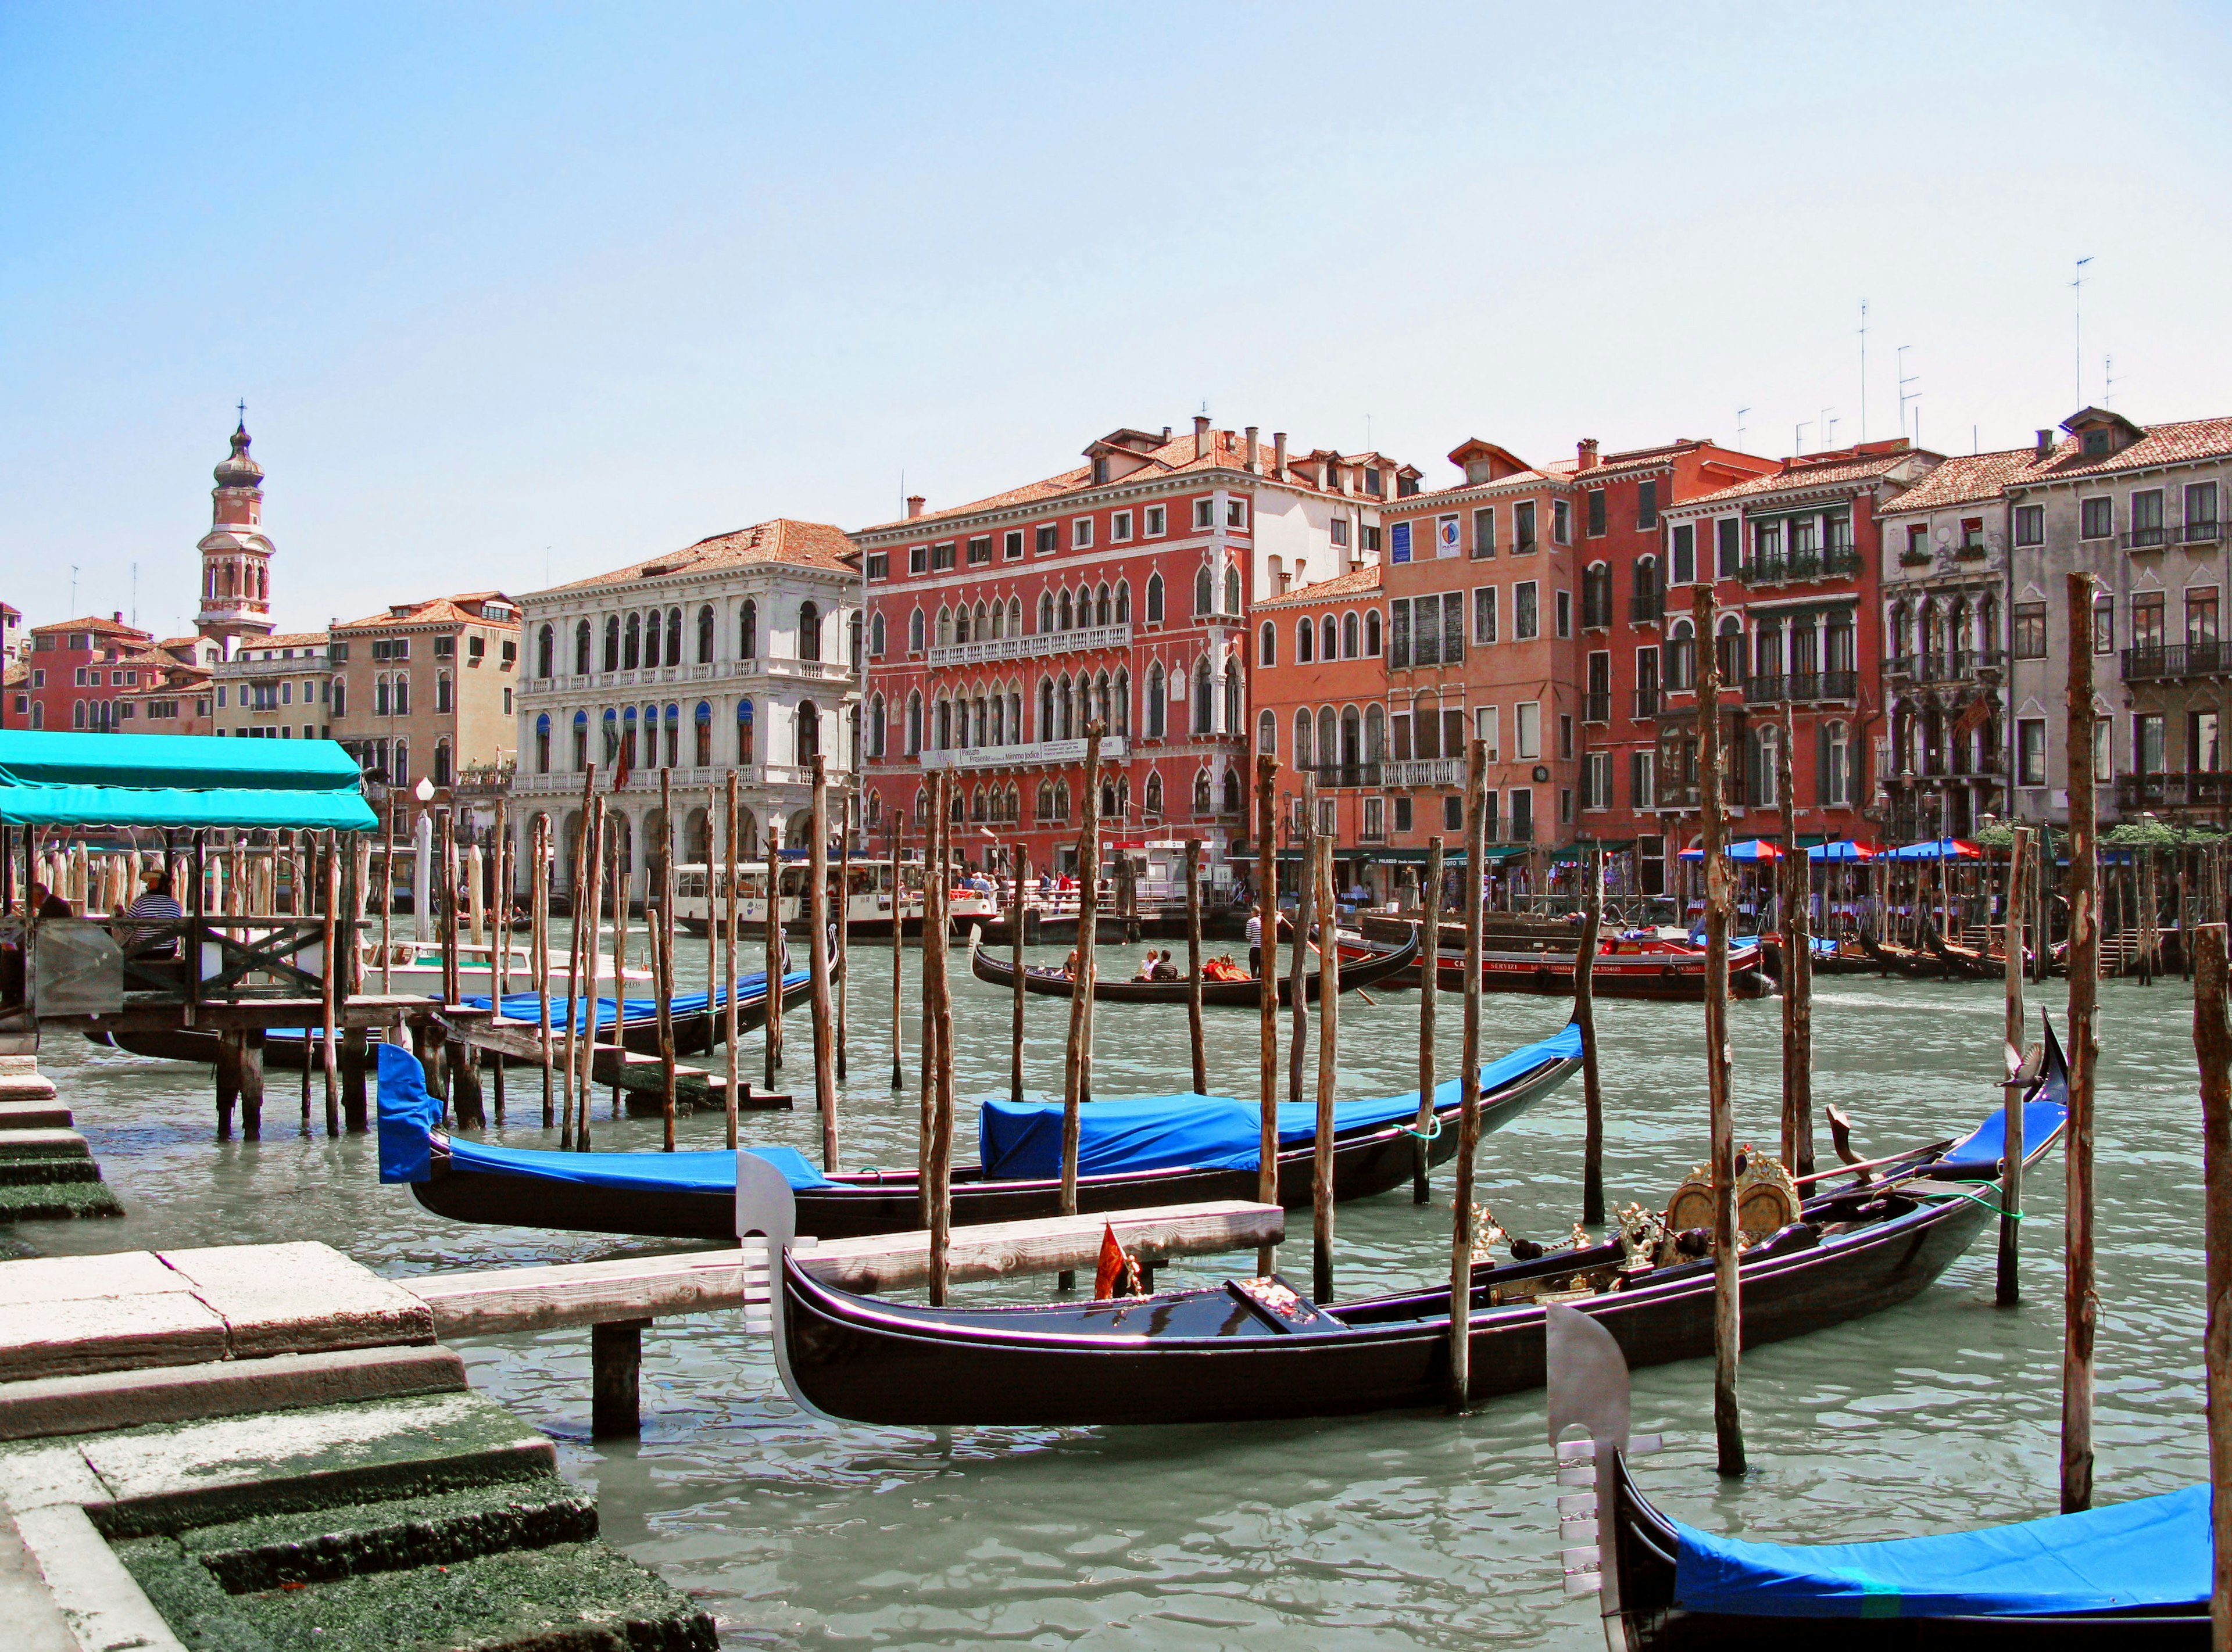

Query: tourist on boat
left=1152, top=949, right=1181, bottom=982
left=117, top=868, right=183, bottom=959
left=1134, top=948, right=1158, bottom=981
left=26, top=882, right=73, bottom=921
left=1245, top=910, right=1262, bottom=979
left=1061, top=949, right=1081, bottom=979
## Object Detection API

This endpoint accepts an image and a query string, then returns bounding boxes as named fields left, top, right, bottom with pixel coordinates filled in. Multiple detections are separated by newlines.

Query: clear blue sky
left=4, top=3, right=2228, bottom=639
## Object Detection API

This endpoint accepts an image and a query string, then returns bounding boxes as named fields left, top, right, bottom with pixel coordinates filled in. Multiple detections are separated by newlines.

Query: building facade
left=853, top=420, right=1409, bottom=874
left=1248, top=564, right=1388, bottom=853
left=15, top=616, right=158, bottom=732
left=513, top=518, right=859, bottom=901
left=2004, top=408, right=2232, bottom=829
left=210, top=632, right=338, bottom=741
left=330, top=593, right=521, bottom=817
left=196, top=421, right=279, bottom=654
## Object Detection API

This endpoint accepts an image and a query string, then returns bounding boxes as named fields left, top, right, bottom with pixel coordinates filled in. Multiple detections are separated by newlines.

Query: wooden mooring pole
left=1256, top=754, right=1279, bottom=1275
left=810, top=757, right=838, bottom=1171
left=1448, top=738, right=1487, bottom=1413
left=1010, top=845, right=1028, bottom=1105
left=2190, top=922, right=2232, bottom=1652
left=578, top=795, right=605, bottom=1152
left=1185, top=838, right=1207, bottom=1096
left=1414, top=835, right=1443, bottom=1205
left=1577, top=845, right=1604, bottom=1225
left=927, top=804, right=957, bottom=1308
left=1313, top=833, right=1339, bottom=1303
left=1696, top=582, right=1746, bottom=1477
left=889, top=815, right=905, bottom=1090
left=835, top=791, right=851, bottom=1082
left=590, top=1318, right=650, bottom=1441
left=2064, top=570, right=2101, bottom=1513
left=321, top=833, right=341, bottom=1138
left=723, top=772, right=741, bottom=1149
left=764, top=819, right=784, bottom=1085
left=1289, top=774, right=1315, bottom=1106
left=917, top=787, right=943, bottom=1228
left=534, top=815, right=554, bottom=1130
left=1779, top=707, right=1812, bottom=1176
left=656, top=771, right=678, bottom=1151
left=1998, top=824, right=2033, bottom=1307
left=1057, top=726, right=1103, bottom=1291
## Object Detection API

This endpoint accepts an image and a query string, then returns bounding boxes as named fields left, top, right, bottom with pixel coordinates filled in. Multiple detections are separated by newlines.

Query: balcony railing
left=1581, top=596, right=1614, bottom=630
left=2122, top=526, right=2170, bottom=550
left=920, top=734, right=1130, bottom=772
left=2117, top=772, right=2232, bottom=809
left=2184, top=521, right=2225, bottom=545
left=1742, top=669, right=1859, bottom=705
left=522, top=655, right=854, bottom=697
left=1312, top=762, right=1383, bottom=789
left=1738, top=546, right=1863, bottom=586
left=1633, top=686, right=1662, bottom=719
left=1628, top=592, right=1664, bottom=624
left=1583, top=691, right=1611, bottom=723
left=1886, top=650, right=2004, bottom=684
left=927, top=622, right=1131, bottom=668
left=1384, top=757, right=1466, bottom=789
left=2124, top=642, right=2232, bottom=682
left=515, top=762, right=828, bottom=793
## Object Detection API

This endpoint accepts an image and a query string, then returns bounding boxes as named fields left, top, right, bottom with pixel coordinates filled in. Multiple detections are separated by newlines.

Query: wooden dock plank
left=409, top=1199, right=1284, bottom=1338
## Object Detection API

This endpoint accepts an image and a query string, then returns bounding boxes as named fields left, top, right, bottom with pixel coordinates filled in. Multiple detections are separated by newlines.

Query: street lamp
left=412, top=777, right=436, bottom=941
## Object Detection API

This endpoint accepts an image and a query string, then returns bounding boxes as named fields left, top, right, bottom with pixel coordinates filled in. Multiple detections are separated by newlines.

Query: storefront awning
left=0, top=732, right=378, bottom=832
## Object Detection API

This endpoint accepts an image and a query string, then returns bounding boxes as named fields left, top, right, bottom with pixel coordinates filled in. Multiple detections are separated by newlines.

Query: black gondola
left=964, top=924, right=1421, bottom=1006
left=1543, top=1302, right=2205, bottom=1649
left=403, top=1016, right=1582, bottom=1241
left=753, top=1026, right=2067, bottom=1428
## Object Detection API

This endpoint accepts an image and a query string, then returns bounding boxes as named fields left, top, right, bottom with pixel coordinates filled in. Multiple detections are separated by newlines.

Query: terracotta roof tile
left=1253, top=564, right=1382, bottom=609
left=335, top=594, right=521, bottom=630
left=1673, top=446, right=1927, bottom=510
left=30, top=615, right=152, bottom=639
left=539, top=518, right=855, bottom=594
left=2029, top=416, right=2232, bottom=483
left=1880, top=449, right=2048, bottom=513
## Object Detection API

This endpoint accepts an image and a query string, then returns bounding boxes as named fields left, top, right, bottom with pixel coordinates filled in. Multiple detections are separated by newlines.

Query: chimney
left=1244, top=426, right=1259, bottom=473
left=906, top=494, right=925, bottom=520
left=1193, top=415, right=1211, bottom=461
left=1273, top=432, right=1288, bottom=481
left=1577, top=438, right=1600, bottom=471
left=2037, top=429, right=2054, bottom=457
left=112, top=611, right=123, bottom=623
left=1162, top=425, right=1172, bottom=443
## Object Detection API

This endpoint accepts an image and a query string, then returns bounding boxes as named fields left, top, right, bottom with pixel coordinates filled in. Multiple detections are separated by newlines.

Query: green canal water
left=17, top=937, right=2215, bottom=1649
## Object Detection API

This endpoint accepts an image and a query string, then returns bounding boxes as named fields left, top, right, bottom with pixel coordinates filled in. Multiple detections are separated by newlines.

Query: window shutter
left=1817, top=723, right=1832, bottom=805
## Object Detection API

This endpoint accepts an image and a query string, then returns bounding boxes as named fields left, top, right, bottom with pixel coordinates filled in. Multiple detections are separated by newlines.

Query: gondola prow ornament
left=736, top=1148, right=834, bottom=1422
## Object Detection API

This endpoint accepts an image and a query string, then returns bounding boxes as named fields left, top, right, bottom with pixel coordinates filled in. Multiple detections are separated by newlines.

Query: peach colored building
left=1247, top=564, right=1389, bottom=863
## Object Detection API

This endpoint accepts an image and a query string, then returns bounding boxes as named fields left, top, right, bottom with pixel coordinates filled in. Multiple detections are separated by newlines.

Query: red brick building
left=1655, top=439, right=1941, bottom=857
left=12, top=615, right=157, bottom=732
left=853, top=419, right=1411, bottom=873
left=1247, top=564, right=1388, bottom=856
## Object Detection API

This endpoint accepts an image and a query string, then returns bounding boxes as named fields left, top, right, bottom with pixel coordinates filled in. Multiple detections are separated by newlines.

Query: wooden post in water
left=810, top=757, right=839, bottom=1171
left=1414, top=835, right=1443, bottom=1204
left=1778, top=705, right=1813, bottom=1176
left=719, top=775, right=740, bottom=1147
left=835, top=793, right=851, bottom=1081
left=1256, top=754, right=1279, bottom=1275
left=578, top=796, right=606, bottom=1152
left=1577, top=845, right=1605, bottom=1225
left=1290, top=775, right=1316, bottom=1105
left=763, top=819, right=784, bottom=1085
left=1058, top=726, right=1104, bottom=1281
left=1313, top=834, right=1339, bottom=1302
left=918, top=791, right=942, bottom=1223
left=656, top=771, right=678, bottom=1151
left=489, top=802, right=507, bottom=1127
left=1010, top=845, right=1028, bottom=1105
left=2064, top=570, right=2101, bottom=1513
left=2190, top=922, right=2232, bottom=1652
left=560, top=771, right=594, bottom=1148
left=1998, top=824, right=2033, bottom=1307
left=607, top=829, right=627, bottom=1118
left=380, top=803, right=396, bottom=993
left=1447, top=737, right=1488, bottom=1413
left=321, top=834, right=341, bottom=1137
left=533, top=815, right=555, bottom=1129
left=890, top=815, right=906, bottom=1091
left=1695, top=582, right=1745, bottom=1477
left=927, top=798, right=957, bottom=1308
left=1185, top=838, right=1207, bottom=1095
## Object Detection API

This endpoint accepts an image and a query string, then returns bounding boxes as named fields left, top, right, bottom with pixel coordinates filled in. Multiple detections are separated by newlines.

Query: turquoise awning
left=0, top=732, right=378, bottom=832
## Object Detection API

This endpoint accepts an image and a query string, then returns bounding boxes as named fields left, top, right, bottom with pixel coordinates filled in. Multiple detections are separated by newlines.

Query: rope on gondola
left=1915, top=1184, right=2023, bottom=1219
left=1399, top=1115, right=1442, bottom=1142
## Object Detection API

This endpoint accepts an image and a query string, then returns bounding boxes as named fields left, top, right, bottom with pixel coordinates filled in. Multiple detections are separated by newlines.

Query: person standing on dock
left=117, top=867, right=182, bottom=958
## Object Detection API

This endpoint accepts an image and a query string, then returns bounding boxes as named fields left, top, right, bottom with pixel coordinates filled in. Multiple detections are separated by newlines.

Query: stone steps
left=0, top=1063, right=121, bottom=1223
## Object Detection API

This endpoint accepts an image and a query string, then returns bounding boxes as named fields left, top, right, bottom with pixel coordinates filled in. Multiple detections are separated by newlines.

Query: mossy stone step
left=119, top=1532, right=717, bottom=1652
left=177, top=1477, right=599, bottom=1592
left=0, top=1181, right=125, bottom=1222
left=0, top=1157, right=105, bottom=1188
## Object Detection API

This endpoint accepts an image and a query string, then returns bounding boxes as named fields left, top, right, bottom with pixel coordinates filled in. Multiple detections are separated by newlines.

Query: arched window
left=663, top=703, right=680, bottom=767
left=954, top=606, right=970, bottom=645
left=1824, top=719, right=1852, bottom=806
left=1717, top=614, right=1745, bottom=685
left=1058, top=675, right=1075, bottom=740
left=1412, top=694, right=1440, bottom=758
left=1115, top=581, right=1131, bottom=623
left=1096, top=583, right=1112, bottom=626
left=935, top=605, right=952, bottom=648
left=1101, top=781, right=1118, bottom=817
left=974, top=600, right=990, bottom=639
left=667, top=607, right=682, bottom=663
left=1634, top=554, right=1659, bottom=611
left=535, top=712, right=552, bottom=773
left=868, top=692, right=885, bottom=758
left=870, top=611, right=886, bottom=655
left=1146, top=664, right=1166, bottom=737
left=624, top=611, right=642, bottom=671
left=1257, top=708, right=1277, bottom=756
left=1058, top=589, right=1074, bottom=631
left=536, top=625, right=554, bottom=678
left=1193, top=657, right=1213, bottom=734
left=1225, top=567, right=1242, bottom=615
left=392, top=739, right=409, bottom=786
left=1365, top=607, right=1383, bottom=657
left=798, top=600, right=822, bottom=662
left=906, top=691, right=922, bottom=755
left=1038, top=678, right=1054, bottom=740
left=602, top=708, right=620, bottom=765
left=1145, top=772, right=1164, bottom=816
left=571, top=710, right=588, bottom=771
left=796, top=700, right=820, bottom=762
left=1193, top=769, right=1212, bottom=815
left=1321, top=615, right=1337, bottom=661
left=1146, top=573, right=1164, bottom=625
left=935, top=698, right=951, bottom=750
left=1113, top=668, right=1130, bottom=736
left=434, top=739, right=453, bottom=789
left=736, top=699, right=756, bottom=764
left=1666, top=619, right=1695, bottom=691
left=850, top=611, right=863, bottom=668
left=1340, top=705, right=1361, bottom=766
left=1297, top=618, right=1314, bottom=664
left=741, top=600, right=759, bottom=659
left=1008, top=597, right=1022, bottom=635
left=574, top=619, right=592, bottom=675
left=1224, top=660, right=1242, bottom=734
left=1194, top=566, right=1213, bottom=616
left=1039, top=592, right=1056, bottom=633
left=1295, top=707, right=1314, bottom=766
left=1260, top=621, right=1276, bottom=666
left=603, top=614, right=620, bottom=672
left=1008, top=686, right=1022, bottom=744
left=1365, top=703, right=1386, bottom=761
left=693, top=701, right=712, bottom=766
left=435, top=671, right=452, bottom=714
left=1222, top=769, right=1241, bottom=814
left=1318, top=707, right=1338, bottom=771
left=697, top=606, right=714, bottom=664
left=908, top=608, right=925, bottom=653
left=1342, top=611, right=1359, bottom=658
left=643, top=610, right=661, bottom=669
left=1054, top=780, right=1071, bottom=820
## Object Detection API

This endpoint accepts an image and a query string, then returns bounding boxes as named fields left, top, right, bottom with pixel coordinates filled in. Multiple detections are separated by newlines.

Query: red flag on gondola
left=1094, top=1224, right=1140, bottom=1299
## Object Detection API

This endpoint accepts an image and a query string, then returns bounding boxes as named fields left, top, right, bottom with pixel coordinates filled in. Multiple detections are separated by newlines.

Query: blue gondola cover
left=442, top=1136, right=836, bottom=1192
left=376, top=1043, right=443, bottom=1182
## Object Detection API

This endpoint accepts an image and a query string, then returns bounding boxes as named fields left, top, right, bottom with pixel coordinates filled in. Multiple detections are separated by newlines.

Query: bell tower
left=196, top=413, right=277, bottom=654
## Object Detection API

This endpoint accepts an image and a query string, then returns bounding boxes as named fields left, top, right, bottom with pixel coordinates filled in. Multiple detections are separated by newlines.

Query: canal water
left=20, top=934, right=2213, bottom=1649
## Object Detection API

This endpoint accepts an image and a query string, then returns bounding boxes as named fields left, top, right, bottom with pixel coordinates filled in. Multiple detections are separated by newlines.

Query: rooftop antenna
left=1736, top=407, right=1751, bottom=449
left=1973, top=424, right=1980, bottom=456
left=70, top=565, right=79, bottom=614
left=2104, top=354, right=2121, bottom=410
left=131, top=562, right=139, bottom=628
left=1897, top=345, right=1919, bottom=442
left=1820, top=409, right=1838, bottom=450
left=1857, top=300, right=1869, bottom=440
left=2072, top=257, right=2094, bottom=404
left=1794, top=421, right=1810, bottom=455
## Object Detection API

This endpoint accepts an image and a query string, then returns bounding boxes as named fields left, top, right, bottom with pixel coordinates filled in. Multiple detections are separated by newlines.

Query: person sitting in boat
left=27, top=882, right=73, bottom=921
left=1061, top=949, right=1081, bottom=979
left=1151, top=949, right=1181, bottom=982
left=116, top=868, right=183, bottom=959
left=1202, top=954, right=1248, bottom=982
left=1134, top=948, right=1159, bottom=981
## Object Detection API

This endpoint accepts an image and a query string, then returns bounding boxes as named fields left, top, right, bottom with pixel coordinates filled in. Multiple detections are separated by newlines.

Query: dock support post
left=1256, top=754, right=1280, bottom=1276
left=1696, top=582, right=1746, bottom=1478
left=1010, top=845, right=1028, bottom=1106
left=2190, top=922, right=2231, bottom=1651
left=1312, top=834, right=1338, bottom=1303
left=1447, top=737, right=1487, bottom=1414
left=341, top=1029, right=369, bottom=1133
left=1414, top=836, right=1442, bottom=1204
left=1057, top=728, right=1103, bottom=1293
left=450, top=1033, right=485, bottom=1130
left=591, top=1318, right=652, bottom=1440
left=238, top=1029, right=264, bottom=1141
left=214, top=1031, right=239, bottom=1140
left=1577, top=846, right=1604, bottom=1225
left=1288, top=775, right=1315, bottom=1106
left=2063, top=571, right=2101, bottom=1514
left=1998, top=825, right=2032, bottom=1307
left=1185, top=838, right=1206, bottom=1098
